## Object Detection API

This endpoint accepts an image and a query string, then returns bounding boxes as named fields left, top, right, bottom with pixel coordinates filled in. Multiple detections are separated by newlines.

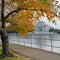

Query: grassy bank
left=0, top=49, right=23, bottom=60
left=0, top=57, right=23, bottom=60
left=0, top=49, right=34, bottom=60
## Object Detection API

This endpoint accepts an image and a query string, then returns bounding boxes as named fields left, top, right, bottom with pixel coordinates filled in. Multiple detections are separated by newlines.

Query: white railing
left=0, top=33, right=60, bottom=54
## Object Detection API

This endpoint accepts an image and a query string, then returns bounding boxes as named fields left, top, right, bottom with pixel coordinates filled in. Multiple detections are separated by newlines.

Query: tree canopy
left=0, top=0, right=60, bottom=36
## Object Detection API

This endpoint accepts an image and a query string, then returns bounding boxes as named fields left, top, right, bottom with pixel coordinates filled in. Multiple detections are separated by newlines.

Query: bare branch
left=5, top=8, right=40, bottom=19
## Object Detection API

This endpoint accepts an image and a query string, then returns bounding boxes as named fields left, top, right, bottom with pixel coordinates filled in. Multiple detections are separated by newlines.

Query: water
left=0, top=33, right=60, bottom=54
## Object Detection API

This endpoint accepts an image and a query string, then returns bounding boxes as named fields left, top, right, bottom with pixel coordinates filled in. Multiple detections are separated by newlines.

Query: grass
left=0, top=57, right=23, bottom=60
left=0, top=49, right=34, bottom=60
left=0, top=49, right=23, bottom=60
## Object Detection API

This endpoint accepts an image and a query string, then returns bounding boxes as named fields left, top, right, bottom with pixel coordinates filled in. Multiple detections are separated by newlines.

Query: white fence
left=0, top=33, right=60, bottom=54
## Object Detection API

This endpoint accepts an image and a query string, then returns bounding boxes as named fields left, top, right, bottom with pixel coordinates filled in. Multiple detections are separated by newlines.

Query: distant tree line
left=49, top=27, right=60, bottom=33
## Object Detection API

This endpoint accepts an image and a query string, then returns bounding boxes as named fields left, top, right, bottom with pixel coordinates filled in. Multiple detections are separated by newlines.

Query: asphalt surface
left=8, top=44, right=60, bottom=60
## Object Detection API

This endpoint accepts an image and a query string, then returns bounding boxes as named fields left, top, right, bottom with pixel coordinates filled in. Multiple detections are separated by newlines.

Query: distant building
left=34, top=21, right=50, bottom=33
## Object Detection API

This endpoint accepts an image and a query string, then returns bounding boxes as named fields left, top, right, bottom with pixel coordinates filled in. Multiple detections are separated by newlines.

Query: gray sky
left=40, top=17, right=60, bottom=29
left=40, top=0, right=60, bottom=29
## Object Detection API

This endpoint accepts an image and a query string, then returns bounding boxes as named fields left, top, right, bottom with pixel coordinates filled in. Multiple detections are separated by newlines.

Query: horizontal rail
left=0, top=33, right=60, bottom=53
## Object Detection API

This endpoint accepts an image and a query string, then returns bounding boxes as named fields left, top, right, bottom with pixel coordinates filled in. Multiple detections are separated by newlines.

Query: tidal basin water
left=0, top=33, right=60, bottom=54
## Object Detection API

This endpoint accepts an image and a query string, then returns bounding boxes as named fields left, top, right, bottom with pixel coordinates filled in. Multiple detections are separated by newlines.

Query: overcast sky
left=40, top=16, right=60, bottom=29
left=40, top=0, right=60, bottom=29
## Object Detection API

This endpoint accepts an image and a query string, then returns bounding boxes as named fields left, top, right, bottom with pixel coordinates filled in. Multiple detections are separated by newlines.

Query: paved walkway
left=0, top=43, right=60, bottom=60
left=9, top=44, right=60, bottom=60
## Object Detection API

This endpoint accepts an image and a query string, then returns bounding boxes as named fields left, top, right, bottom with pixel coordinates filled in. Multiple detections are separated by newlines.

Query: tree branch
left=5, top=8, right=19, bottom=19
left=5, top=8, right=39, bottom=19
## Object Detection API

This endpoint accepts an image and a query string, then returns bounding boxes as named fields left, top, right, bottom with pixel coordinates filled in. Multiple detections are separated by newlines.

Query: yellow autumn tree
left=0, top=0, right=60, bottom=57
left=6, top=0, right=59, bottom=36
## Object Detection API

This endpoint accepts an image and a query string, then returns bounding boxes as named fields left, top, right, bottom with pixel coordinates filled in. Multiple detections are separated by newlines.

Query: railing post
left=39, top=34, right=41, bottom=49
left=31, top=34, right=32, bottom=47
left=50, top=33, right=53, bottom=52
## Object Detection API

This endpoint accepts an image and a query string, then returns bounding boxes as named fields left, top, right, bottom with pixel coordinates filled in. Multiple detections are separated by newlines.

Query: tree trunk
left=0, top=0, right=13, bottom=58
left=0, top=29, right=13, bottom=58
left=1, top=29, right=9, bottom=56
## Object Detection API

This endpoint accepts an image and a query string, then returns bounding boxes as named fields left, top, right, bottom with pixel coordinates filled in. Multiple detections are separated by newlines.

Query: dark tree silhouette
left=0, top=0, right=12, bottom=57
left=0, top=0, right=20, bottom=57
